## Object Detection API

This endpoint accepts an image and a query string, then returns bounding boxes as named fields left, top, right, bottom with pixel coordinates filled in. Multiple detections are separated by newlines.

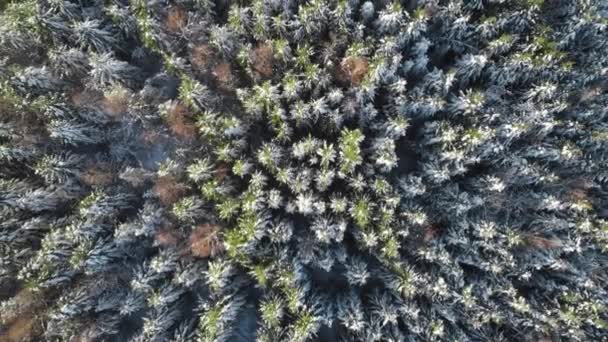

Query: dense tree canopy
left=0, top=0, right=607, bottom=341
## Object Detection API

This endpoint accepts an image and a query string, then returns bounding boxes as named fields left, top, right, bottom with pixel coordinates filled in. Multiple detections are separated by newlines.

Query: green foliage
left=339, top=128, right=364, bottom=174
left=1, top=0, right=38, bottom=32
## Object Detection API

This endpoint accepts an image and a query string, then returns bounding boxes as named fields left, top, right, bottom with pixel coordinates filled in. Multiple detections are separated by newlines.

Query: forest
left=0, top=0, right=607, bottom=341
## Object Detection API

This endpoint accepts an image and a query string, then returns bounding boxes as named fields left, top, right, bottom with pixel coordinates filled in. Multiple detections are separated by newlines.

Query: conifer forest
left=0, top=0, right=607, bottom=341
